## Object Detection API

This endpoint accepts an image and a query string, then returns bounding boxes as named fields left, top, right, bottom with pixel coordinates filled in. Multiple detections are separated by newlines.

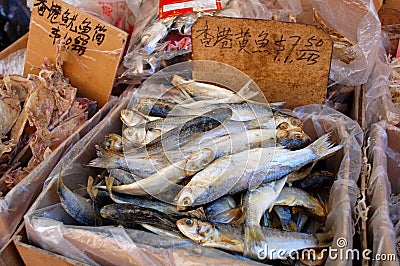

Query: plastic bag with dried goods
left=0, top=48, right=26, bottom=75
left=121, top=0, right=293, bottom=81
left=365, top=40, right=400, bottom=127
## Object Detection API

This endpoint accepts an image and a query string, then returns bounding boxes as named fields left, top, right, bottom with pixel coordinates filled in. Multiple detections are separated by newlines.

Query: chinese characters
left=34, top=0, right=108, bottom=56
left=195, top=21, right=326, bottom=66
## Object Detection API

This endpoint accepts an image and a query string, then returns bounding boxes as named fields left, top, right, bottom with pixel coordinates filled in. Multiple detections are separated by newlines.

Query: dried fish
left=175, top=134, right=341, bottom=208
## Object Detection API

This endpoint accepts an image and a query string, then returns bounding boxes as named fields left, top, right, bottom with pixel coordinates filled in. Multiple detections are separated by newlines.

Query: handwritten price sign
left=25, top=0, right=128, bottom=107
left=192, top=17, right=333, bottom=109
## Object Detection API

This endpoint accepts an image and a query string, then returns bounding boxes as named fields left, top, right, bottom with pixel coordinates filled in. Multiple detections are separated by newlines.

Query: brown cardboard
left=0, top=33, right=28, bottom=61
left=379, top=0, right=400, bottom=55
left=379, top=0, right=400, bottom=25
left=25, top=0, right=128, bottom=107
left=0, top=239, right=24, bottom=266
left=14, top=224, right=88, bottom=266
left=192, top=16, right=333, bottom=109
left=366, top=122, right=399, bottom=265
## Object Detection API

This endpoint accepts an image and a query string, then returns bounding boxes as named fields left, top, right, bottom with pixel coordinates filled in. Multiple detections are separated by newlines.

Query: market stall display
left=0, top=0, right=396, bottom=265
left=21, top=61, right=363, bottom=265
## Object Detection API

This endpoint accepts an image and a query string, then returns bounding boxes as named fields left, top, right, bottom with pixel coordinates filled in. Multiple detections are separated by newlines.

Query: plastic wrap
left=22, top=87, right=362, bottom=265
left=27, top=0, right=139, bottom=34
left=365, top=39, right=400, bottom=128
left=366, top=121, right=399, bottom=264
left=121, top=0, right=380, bottom=89
left=293, top=104, right=363, bottom=266
left=0, top=48, right=26, bottom=75
left=0, top=96, right=117, bottom=250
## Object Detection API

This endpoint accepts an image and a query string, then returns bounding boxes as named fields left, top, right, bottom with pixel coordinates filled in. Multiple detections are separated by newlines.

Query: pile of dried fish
left=389, top=56, right=400, bottom=109
left=58, top=75, right=341, bottom=264
left=0, top=52, right=96, bottom=195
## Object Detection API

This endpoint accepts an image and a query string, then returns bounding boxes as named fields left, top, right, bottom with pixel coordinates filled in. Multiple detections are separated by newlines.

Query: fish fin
left=87, top=157, right=115, bottom=169
left=235, top=80, right=260, bottom=100
left=244, top=225, right=265, bottom=259
left=211, top=207, right=243, bottom=224
left=269, top=102, right=286, bottom=108
left=87, top=146, right=122, bottom=168
left=105, top=175, right=115, bottom=200
left=310, top=133, right=343, bottom=160
left=171, top=74, right=187, bottom=86
left=86, top=176, right=98, bottom=201
left=315, top=231, right=333, bottom=247
left=187, top=207, right=207, bottom=220
left=286, top=221, right=299, bottom=232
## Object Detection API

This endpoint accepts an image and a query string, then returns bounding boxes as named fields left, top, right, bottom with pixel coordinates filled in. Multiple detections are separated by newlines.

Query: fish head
left=120, top=109, right=144, bottom=127
left=102, top=134, right=124, bottom=152
left=309, top=198, right=328, bottom=218
left=184, top=148, right=215, bottom=175
left=99, top=204, right=122, bottom=220
left=123, top=127, right=146, bottom=144
left=274, top=111, right=303, bottom=128
left=176, top=218, right=215, bottom=243
left=99, top=205, right=112, bottom=219
left=144, top=129, right=161, bottom=143
left=276, top=126, right=311, bottom=150
left=174, top=187, right=199, bottom=210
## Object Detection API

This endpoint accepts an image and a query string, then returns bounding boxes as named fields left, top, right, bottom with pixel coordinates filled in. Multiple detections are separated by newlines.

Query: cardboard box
left=379, top=0, right=400, bottom=56
left=0, top=34, right=28, bottom=61
left=14, top=224, right=89, bottom=266
left=366, top=121, right=398, bottom=264
left=16, top=78, right=363, bottom=265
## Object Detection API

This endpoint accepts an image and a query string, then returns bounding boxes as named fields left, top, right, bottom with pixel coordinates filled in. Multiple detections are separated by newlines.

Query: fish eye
left=185, top=219, right=193, bottom=226
left=183, top=198, right=192, bottom=206
left=202, top=159, right=209, bottom=165
left=290, top=117, right=302, bottom=127
left=294, top=133, right=303, bottom=139
left=278, top=122, right=289, bottom=130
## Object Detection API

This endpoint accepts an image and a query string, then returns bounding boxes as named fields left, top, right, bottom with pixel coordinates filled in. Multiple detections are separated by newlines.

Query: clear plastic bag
left=121, top=0, right=381, bottom=89
left=365, top=38, right=400, bottom=128
left=0, top=96, right=117, bottom=249
left=0, top=48, right=26, bottom=75
left=366, top=121, right=399, bottom=264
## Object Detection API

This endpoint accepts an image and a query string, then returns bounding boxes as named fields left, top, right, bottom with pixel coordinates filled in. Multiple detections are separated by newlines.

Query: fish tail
left=235, top=80, right=260, bottom=100
left=87, top=157, right=114, bottom=168
left=244, top=225, right=265, bottom=259
left=287, top=221, right=299, bottom=232
left=315, top=231, right=333, bottom=247
left=310, top=133, right=343, bottom=160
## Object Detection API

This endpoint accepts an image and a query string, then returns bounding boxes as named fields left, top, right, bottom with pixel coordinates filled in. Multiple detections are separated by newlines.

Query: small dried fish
left=100, top=203, right=178, bottom=231
left=274, top=187, right=327, bottom=218
left=243, top=177, right=287, bottom=256
left=175, top=134, right=341, bottom=208
left=101, top=148, right=214, bottom=196
left=57, top=175, right=96, bottom=226
left=176, top=218, right=332, bottom=260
